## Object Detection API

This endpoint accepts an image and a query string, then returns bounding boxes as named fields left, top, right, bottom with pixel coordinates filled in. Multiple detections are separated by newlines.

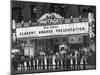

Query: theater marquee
left=16, top=22, right=88, bottom=38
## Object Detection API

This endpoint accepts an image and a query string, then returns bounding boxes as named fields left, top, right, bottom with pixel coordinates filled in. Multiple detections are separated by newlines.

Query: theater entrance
left=54, top=44, right=59, bottom=54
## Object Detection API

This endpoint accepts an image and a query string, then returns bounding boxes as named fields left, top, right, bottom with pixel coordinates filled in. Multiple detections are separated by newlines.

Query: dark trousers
left=62, top=60, right=66, bottom=69
left=35, top=61, right=37, bottom=70
left=59, top=61, right=61, bottom=69
left=38, top=60, right=41, bottom=70
left=13, top=61, right=18, bottom=71
left=68, top=59, right=71, bottom=69
left=55, top=61, right=58, bottom=69
left=73, top=59, right=76, bottom=69
left=47, top=62, right=52, bottom=70
left=83, top=59, right=86, bottom=69
left=26, top=62, right=30, bottom=70
left=47, top=61, right=49, bottom=70
left=42, top=60, right=45, bottom=70
left=30, top=61, right=34, bottom=69
left=65, top=60, right=69, bottom=69
left=38, top=60, right=45, bottom=70
left=20, top=61, right=24, bottom=70
left=77, top=60, right=80, bottom=69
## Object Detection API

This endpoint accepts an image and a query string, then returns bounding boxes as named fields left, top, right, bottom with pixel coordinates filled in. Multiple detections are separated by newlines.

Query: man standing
left=20, top=55, right=25, bottom=70
left=30, top=56, right=34, bottom=70
left=46, top=56, right=50, bottom=70
left=55, top=53, right=59, bottom=70
left=72, top=49, right=76, bottom=70
left=34, top=56, right=38, bottom=70
left=77, top=53, right=81, bottom=69
left=12, top=55, right=18, bottom=71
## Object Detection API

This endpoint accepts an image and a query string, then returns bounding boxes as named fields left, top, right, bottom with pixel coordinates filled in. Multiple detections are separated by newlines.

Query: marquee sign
left=16, top=22, right=88, bottom=38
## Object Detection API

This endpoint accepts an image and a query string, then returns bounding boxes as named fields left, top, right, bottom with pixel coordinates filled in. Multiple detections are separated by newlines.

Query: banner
left=16, top=22, right=88, bottom=38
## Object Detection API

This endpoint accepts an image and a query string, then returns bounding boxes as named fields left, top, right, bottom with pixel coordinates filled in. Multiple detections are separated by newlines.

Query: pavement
left=12, top=65, right=96, bottom=75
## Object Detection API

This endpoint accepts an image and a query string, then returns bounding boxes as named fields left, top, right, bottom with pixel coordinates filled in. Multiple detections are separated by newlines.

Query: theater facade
left=12, top=12, right=90, bottom=57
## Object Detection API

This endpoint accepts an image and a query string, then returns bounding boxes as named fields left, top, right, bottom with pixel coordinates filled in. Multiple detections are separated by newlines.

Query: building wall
left=12, top=1, right=82, bottom=22
left=22, top=6, right=31, bottom=22
left=36, top=3, right=44, bottom=19
left=12, top=1, right=95, bottom=23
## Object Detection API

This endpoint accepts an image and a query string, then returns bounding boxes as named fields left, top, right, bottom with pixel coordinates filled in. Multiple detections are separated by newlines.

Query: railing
left=12, top=55, right=88, bottom=74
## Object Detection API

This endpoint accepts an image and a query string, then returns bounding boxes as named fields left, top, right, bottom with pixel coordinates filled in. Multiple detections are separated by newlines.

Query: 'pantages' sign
left=37, top=13, right=64, bottom=25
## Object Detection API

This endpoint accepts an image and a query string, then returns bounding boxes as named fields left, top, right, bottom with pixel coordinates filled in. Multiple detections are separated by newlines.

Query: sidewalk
left=13, top=65, right=96, bottom=74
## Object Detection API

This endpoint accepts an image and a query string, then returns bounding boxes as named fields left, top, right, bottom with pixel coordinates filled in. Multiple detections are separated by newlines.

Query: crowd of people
left=12, top=47, right=92, bottom=72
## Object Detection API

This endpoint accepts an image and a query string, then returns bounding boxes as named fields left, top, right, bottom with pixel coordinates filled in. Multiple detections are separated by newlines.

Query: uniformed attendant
left=83, top=51, right=87, bottom=70
left=38, top=56, right=41, bottom=70
left=26, top=57, right=30, bottom=70
left=61, top=54, right=65, bottom=69
left=55, top=53, right=59, bottom=70
left=73, top=56, right=76, bottom=70
left=65, top=55, right=68, bottom=69
left=39, top=51, right=45, bottom=70
left=58, top=54, right=62, bottom=69
left=41, top=55, right=45, bottom=70
left=77, top=53, right=81, bottom=69
left=34, top=56, right=38, bottom=70
left=59, top=50, right=66, bottom=70
left=39, top=55, right=45, bottom=70
left=20, top=55, right=25, bottom=70
left=12, top=55, right=18, bottom=71
left=72, top=50, right=76, bottom=70
left=46, top=56, right=49, bottom=70
left=49, top=56, right=53, bottom=69
left=67, top=55, right=71, bottom=70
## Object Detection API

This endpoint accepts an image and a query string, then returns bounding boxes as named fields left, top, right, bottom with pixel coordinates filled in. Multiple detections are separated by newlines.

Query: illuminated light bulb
left=71, top=16, right=73, bottom=19
left=29, top=20, right=32, bottom=24
left=21, top=20, right=24, bottom=24
left=13, top=33, right=16, bottom=42
left=92, top=24, right=95, bottom=27
left=79, top=15, right=81, bottom=20
left=88, top=12, right=93, bottom=23
left=33, top=8, right=37, bottom=11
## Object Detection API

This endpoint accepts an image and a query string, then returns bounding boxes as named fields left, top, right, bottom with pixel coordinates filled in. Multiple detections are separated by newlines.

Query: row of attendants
left=12, top=50, right=88, bottom=71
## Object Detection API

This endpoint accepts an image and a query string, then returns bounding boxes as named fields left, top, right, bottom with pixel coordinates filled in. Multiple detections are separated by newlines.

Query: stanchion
left=30, top=59, right=34, bottom=70
left=44, top=57, right=46, bottom=70
left=37, top=59, right=39, bottom=70
left=17, top=64, right=21, bottom=71
left=29, top=61, right=31, bottom=70
left=52, top=56, right=55, bottom=70
left=34, top=59, right=37, bottom=70
left=70, top=58, right=73, bottom=70
left=24, top=61, right=27, bottom=71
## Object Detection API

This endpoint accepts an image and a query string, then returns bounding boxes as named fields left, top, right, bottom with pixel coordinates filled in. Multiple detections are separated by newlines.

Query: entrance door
left=54, top=44, right=59, bottom=54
